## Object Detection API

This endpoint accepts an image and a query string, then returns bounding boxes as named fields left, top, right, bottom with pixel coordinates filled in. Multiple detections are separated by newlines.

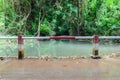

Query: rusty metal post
left=91, top=35, right=101, bottom=59
left=18, top=35, right=24, bottom=59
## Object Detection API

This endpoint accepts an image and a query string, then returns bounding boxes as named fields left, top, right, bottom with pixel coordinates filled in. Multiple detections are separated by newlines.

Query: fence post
left=18, top=35, right=24, bottom=59
left=91, top=35, right=101, bottom=59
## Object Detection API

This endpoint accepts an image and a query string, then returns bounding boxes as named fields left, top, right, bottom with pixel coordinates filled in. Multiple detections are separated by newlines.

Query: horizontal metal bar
left=0, top=37, right=17, bottom=39
left=23, top=37, right=50, bottom=39
left=99, top=36, right=120, bottom=39
left=0, top=36, right=120, bottom=40
left=50, top=36, right=75, bottom=39
left=75, top=36, right=92, bottom=39
left=0, top=37, right=50, bottom=39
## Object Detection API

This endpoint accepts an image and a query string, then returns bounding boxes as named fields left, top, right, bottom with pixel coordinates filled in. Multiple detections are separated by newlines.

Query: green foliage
left=40, top=24, right=50, bottom=36
left=0, top=0, right=120, bottom=36
left=0, top=0, right=5, bottom=33
left=83, top=0, right=120, bottom=36
left=40, top=19, right=55, bottom=36
left=95, top=0, right=120, bottom=35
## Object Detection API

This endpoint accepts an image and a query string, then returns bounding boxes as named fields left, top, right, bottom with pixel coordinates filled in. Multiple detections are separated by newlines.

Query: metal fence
left=0, top=36, right=120, bottom=59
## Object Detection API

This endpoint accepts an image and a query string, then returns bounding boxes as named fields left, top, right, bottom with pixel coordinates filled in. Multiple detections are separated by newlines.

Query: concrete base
left=91, top=55, right=101, bottom=59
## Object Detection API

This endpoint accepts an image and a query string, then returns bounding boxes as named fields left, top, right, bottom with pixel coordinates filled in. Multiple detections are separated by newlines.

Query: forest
left=0, top=0, right=120, bottom=36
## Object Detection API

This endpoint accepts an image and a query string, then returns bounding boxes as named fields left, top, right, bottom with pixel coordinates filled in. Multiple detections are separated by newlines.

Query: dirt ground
left=0, top=57, right=120, bottom=80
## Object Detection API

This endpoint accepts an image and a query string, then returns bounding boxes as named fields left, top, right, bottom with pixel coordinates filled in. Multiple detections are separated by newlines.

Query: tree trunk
left=77, top=0, right=81, bottom=36
left=37, top=12, right=41, bottom=37
left=77, top=0, right=84, bottom=36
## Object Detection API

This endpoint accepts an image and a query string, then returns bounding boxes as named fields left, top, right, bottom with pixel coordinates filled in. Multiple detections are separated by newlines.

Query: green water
left=24, top=40, right=93, bottom=57
left=0, top=39, right=120, bottom=57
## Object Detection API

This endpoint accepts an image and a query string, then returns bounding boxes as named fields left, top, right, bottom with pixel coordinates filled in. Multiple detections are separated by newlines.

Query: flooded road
left=0, top=58, right=120, bottom=80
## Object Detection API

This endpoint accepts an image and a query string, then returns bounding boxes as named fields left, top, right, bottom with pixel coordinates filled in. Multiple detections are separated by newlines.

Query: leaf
left=67, top=3, right=72, bottom=7
left=111, top=25, right=116, bottom=29
left=62, top=14, right=66, bottom=20
left=55, top=11, right=61, bottom=15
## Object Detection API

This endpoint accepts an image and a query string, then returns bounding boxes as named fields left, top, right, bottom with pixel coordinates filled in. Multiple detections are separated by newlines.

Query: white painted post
left=18, top=35, right=24, bottom=59
left=91, top=35, right=101, bottom=59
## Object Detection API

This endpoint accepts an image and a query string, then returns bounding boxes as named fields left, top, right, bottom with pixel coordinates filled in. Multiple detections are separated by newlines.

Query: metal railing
left=0, top=36, right=120, bottom=39
left=0, top=36, right=120, bottom=59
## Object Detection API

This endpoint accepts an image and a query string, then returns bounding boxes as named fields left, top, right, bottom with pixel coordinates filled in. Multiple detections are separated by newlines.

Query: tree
left=0, top=0, right=120, bottom=36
